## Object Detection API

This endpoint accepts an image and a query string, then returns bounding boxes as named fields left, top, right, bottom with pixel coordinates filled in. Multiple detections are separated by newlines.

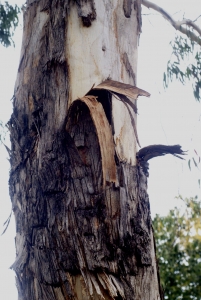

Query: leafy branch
left=0, top=1, right=20, bottom=47
left=153, top=197, right=201, bottom=299
left=142, top=0, right=201, bottom=101
left=142, top=0, right=201, bottom=46
left=163, top=36, right=201, bottom=101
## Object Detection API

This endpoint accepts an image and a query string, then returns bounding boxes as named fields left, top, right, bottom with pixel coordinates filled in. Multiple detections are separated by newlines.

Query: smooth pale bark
left=9, top=0, right=162, bottom=299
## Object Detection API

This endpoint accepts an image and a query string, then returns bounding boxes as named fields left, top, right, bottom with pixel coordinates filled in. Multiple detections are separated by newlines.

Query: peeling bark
left=66, top=96, right=117, bottom=186
left=9, top=0, right=161, bottom=299
left=122, top=53, right=136, bottom=85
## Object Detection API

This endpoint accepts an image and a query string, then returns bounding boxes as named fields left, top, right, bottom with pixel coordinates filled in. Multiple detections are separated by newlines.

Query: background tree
left=153, top=197, right=201, bottom=299
left=0, top=1, right=19, bottom=46
left=141, top=0, right=201, bottom=101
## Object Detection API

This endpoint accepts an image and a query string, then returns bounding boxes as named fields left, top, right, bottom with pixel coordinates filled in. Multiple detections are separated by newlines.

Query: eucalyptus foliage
left=153, top=197, right=201, bottom=299
left=0, top=1, right=19, bottom=47
left=164, top=35, right=201, bottom=101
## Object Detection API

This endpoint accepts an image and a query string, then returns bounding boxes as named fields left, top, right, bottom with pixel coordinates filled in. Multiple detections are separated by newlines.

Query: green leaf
left=165, top=35, right=201, bottom=101
left=192, top=157, right=198, bottom=168
left=153, top=197, right=201, bottom=299
left=188, top=159, right=191, bottom=171
left=0, top=2, right=20, bottom=47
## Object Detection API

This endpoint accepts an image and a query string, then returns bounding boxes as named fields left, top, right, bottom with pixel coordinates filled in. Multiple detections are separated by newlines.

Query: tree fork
left=9, top=1, right=162, bottom=299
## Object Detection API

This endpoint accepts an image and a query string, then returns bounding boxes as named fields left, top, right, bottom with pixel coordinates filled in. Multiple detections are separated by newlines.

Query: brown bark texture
left=9, top=0, right=162, bottom=299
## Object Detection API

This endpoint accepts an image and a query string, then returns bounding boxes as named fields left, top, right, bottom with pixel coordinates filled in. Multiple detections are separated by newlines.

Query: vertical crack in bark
left=123, top=0, right=132, bottom=18
left=134, top=0, right=142, bottom=34
left=152, top=226, right=165, bottom=300
left=122, top=53, right=136, bottom=85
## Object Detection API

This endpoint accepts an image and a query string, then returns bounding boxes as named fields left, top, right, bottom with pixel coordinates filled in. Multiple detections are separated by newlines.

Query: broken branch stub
left=137, top=144, right=186, bottom=162
left=66, top=95, right=117, bottom=187
left=137, top=144, right=186, bottom=177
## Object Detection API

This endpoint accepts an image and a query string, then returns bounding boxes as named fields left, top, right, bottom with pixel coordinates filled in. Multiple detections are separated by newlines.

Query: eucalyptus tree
left=7, top=1, right=196, bottom=299
left=153, top=197, right=201, bottom=299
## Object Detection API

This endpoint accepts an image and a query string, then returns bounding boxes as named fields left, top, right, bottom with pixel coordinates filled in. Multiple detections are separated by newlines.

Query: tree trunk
left=9, top=0, right=162, bottom=299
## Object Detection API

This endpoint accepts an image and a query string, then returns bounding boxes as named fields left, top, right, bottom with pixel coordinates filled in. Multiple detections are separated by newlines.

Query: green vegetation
left=153, top=197, right=201, bottom=299
left=164, top=36, right=201, bottom=101
left=0, top=1, right=19, bottom=47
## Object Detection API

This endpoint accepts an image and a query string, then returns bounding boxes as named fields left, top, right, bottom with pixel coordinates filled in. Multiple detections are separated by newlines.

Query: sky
left=0, top=0, right=201, bottom=299
left=138, top=0, right=201, bottom=215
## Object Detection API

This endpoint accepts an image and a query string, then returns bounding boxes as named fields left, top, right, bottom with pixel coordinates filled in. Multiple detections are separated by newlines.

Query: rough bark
left=9, top=1, right=161, bottom=299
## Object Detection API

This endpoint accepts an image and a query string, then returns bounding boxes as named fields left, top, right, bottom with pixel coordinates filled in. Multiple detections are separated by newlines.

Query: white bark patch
left=113, top=99, right=137, bottom=164
left=66, top=0, right=139, bottom=164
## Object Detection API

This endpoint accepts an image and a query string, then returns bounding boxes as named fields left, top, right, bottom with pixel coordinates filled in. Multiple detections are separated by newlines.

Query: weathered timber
left=9, top=0, right=162, bottom=299
left=137, top=144, right=185, bottom=176
left=137, top=144, right=185, bottom=162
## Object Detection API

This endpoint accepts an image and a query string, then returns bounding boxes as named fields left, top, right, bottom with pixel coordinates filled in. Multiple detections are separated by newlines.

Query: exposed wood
left=66, top=1, right=140, bottom=165
left=137, top=144, right=186, bottom=176
left=91, top=79, right=150, bottom=147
